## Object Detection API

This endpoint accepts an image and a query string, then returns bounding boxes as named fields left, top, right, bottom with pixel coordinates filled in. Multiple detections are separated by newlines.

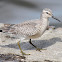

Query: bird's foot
left=21, top=51, right=30, bottom=55
left=36, top=48, right=46, bottom=52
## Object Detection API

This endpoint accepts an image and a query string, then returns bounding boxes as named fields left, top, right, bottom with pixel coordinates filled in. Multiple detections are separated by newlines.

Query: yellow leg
left=17, top=41, right=30, bottom=55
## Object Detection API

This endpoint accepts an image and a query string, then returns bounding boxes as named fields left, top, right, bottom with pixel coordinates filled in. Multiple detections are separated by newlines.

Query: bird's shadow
left=0, top=37, right=62, bottom=50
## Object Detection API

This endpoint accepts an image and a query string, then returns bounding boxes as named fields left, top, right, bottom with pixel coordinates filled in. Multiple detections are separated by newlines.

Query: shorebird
left=0, top=8, right=60, bottom=55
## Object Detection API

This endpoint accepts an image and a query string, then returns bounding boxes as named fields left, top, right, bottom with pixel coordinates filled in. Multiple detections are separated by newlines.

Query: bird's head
left=42, top=8, right=60, bottom=22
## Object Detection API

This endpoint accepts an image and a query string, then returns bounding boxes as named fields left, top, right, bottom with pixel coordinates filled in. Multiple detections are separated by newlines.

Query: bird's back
left=0, top=19, right=42, bottom=37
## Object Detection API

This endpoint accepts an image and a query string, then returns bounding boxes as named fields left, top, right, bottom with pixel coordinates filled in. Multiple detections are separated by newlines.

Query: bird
left=0, top=8, right=61, bottom=55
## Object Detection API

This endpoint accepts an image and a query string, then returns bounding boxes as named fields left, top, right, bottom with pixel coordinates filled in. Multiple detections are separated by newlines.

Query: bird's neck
left=41, top=15, right=49, bottom=26
left=40, top=14, right=49, bottom=25
left=39, top=15, right=49, bottom=33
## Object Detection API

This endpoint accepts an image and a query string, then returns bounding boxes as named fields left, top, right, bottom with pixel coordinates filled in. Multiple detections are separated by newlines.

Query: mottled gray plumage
left=0, top=8, right=61, bottom=55
left=0, top=8, right=60, bottom=40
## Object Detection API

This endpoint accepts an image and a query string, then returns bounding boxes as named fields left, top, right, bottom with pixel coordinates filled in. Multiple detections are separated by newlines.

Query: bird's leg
left=17, top=41, right=30, bottom=55
left=29, top=39, right=44, bottom=52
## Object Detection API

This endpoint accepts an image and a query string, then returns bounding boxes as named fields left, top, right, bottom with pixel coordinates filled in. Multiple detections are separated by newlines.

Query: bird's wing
left=9, top=21, right=38, bottom=36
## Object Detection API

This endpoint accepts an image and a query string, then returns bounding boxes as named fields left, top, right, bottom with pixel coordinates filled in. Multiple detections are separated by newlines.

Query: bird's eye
left=46, top=12, right=48, bottom=14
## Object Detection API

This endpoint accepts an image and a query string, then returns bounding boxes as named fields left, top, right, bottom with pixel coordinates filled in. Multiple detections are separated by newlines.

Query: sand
left=0, top=25, right=62, bottom=62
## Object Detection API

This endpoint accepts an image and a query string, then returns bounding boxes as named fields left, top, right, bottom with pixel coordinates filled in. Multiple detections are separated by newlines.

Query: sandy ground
left=0, top=26, right=62, bottom=62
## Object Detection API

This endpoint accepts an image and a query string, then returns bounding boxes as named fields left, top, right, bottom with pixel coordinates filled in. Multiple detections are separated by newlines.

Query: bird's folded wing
left=9, top=22, right=38, bottom=36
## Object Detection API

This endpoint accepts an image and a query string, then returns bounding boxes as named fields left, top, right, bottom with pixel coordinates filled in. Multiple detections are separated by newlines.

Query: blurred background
left=0, top=0, right=62, bottom=27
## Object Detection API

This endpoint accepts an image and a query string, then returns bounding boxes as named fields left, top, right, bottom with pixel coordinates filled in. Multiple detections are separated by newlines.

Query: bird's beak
left=52, top=15, right=61, bottom=22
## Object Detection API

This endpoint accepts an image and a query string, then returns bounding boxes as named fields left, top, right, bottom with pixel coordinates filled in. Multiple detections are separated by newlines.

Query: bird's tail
left=0, top=23, right=15, bottom=33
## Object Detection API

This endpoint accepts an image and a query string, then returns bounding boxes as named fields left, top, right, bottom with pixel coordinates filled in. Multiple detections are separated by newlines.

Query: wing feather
left=9, top=22, right=38, bottom=36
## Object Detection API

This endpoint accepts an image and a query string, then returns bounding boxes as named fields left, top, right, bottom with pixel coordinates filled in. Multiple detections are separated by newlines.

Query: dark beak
left=52, top=15, right=61, bottom=22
